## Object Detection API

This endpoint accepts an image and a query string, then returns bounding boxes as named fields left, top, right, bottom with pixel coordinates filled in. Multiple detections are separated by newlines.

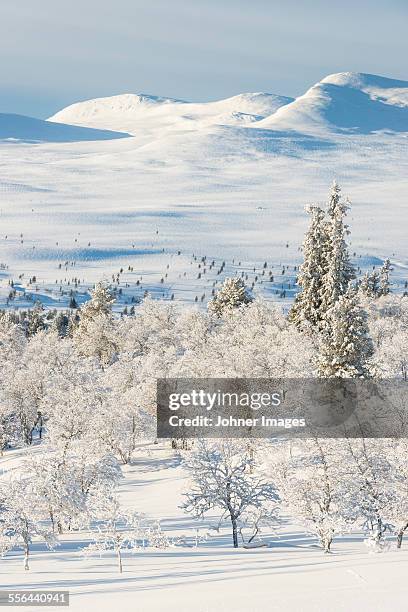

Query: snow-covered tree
left=175, top=308, right=214, bottom=352
left=23, top=441, right=122, bottom=534
left=289, top=205, right=327, bottom=331
left=73, top=446, right=122, bottom=504
left=359, top=271, right=380, bottom=299
left=317, top=287, right=374, bottom=378
left=290, top=183, right=356, bottom=333
left=76, top=314, right=118, bottom=365
left=74, top=283, right=117, bottom=364
left=182, top=440, right=279, bottom=548
left=0, top=315, right=27, bottom=451
left=379, top=259, right=392, bottom=296
left=24, top=452, right=86, bottom=533
left=91, top=357, right=155, bottom=464
left=0, top=479, right=56, bottom=570
left=83, top=492, right=141, bottom=573
left=0, top=312, right=26, bottom=367
left=320, top=182, right=355, bottom=314
left=367, top=295, right=408, bottom=379
left=1, top=330, right=62, bottom=445
left=273, top=439, right=350, bottom=552
left=372, top=327, right=408, bottom=380
left=51, top=311, right=71, bottom=337
left=78, top=282, right=115, bottom=321
left=83, top=490, right=170, bottom=573
left=385, top=439, right=408, bottom=548
left=208, top=277, right=253, bottom=318
left=115, top=297, right=178, bottom=356
left=181, top=300, right=315, bottom=379
left=345, top=438, right=395, bottom=551
left=26, top=302, right=46, bottom=337
left=237, top=501, right=280, bottom=546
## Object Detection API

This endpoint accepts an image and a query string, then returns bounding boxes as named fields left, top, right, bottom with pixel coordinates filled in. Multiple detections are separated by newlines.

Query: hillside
left=0, top=113, right=130, bottom=143
left=48, top=91, right=293, bottom=135
left=258, top=72, right=408, bottom=134
left=49, top=73, right=408, bottom=138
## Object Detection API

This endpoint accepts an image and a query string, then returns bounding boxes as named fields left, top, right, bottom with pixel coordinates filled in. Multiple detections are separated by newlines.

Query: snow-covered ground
left=1, top=443, right=408, bottom=612
left=0, top=72, right=407, bottom=310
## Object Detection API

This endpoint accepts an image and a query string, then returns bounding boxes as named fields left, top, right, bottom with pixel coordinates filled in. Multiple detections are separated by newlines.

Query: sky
left=0, top=0, right=407, bottom=118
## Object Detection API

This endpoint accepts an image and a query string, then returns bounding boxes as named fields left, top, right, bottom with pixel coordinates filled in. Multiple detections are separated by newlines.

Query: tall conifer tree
left=320, top=182, right=355, bottom=315
left=317, top=287, right=374, bottom=378
left=289, top=205, right=327, bottom=331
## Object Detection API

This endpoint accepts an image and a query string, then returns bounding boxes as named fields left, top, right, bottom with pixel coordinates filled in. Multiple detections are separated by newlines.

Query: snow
left=259, top=72, right=408, bottom=134
left=48, top=91, right=293, bottom=135
left=2, top=443, right=408, bottom=611
left=0, top=72, right=407, bottom=311
left=0, top=114, right=130, bottom=143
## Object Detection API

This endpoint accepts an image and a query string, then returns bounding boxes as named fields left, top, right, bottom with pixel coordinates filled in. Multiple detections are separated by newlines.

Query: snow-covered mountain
left=0, top=113, right=130, bottom=142
left=3, top=72, right=406, bottom=145
left=258, top=72, right=408, bottom=134
left=48, top=92, right=293, bottom=135
left=48, top=72, right=408, bottom=138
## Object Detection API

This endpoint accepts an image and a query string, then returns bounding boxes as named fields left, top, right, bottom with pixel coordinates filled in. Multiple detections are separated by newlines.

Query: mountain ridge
left=48, top=91, right=293, bottom=135
left=48, top=72, right=408, bottom=137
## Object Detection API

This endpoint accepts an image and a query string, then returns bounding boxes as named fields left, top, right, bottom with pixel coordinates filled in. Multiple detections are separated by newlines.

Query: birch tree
left=0, top=479, right=56, bottom=570
left=182, top=440, right=279, bottom=548
left=273, top=439, right=349, bottom=552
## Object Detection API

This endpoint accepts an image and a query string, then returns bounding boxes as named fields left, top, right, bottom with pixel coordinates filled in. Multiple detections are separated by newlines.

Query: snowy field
left=2, top=442, right=408, bottom=612
left=0, top=72, right=407, bottom=310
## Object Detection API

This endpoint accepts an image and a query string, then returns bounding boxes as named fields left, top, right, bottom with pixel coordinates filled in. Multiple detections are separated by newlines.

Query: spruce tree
left=289, top=205, right=327, bottom=331
left=320, top=182, right=355, bottom=315
left=208, top=277, right=253, bottom=318
left=79, top=282, right=115, bottom=323
left=358, top=271, right=380, bottom=299
left=26, top=302, right=46, bottom=337
left=74, top=282, right=116, bottom=362
left=51, top=312, right=70, bottom=338
left=317, top=287, right=374, bottom=378
left=379, top=259, right=392, bottom=296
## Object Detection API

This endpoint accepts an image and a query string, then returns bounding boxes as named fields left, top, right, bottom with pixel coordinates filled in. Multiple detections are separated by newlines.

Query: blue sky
left=1, top=0, right=407, bottom=118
